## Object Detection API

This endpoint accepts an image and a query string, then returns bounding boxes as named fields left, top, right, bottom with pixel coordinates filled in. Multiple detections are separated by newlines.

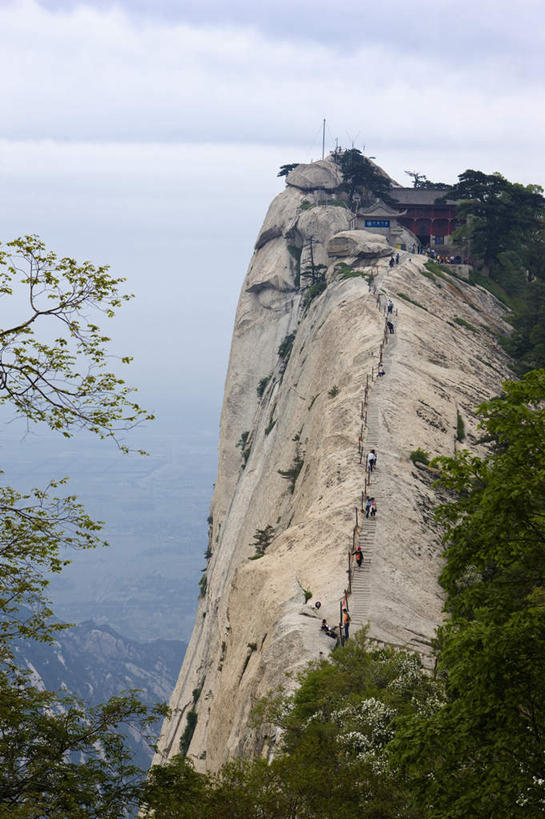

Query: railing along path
left=338, top=264, right=398, bottom=644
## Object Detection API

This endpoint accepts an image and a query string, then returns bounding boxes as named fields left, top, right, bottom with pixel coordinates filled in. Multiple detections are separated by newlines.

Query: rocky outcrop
left=327, top=229, right=393, bottom=260
left=286, top=159, right=343, bottom=192
left=155, top=162, right=513, bottom=773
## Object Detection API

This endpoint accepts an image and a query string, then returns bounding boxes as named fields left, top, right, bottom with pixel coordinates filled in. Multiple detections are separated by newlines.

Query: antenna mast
left=322, top=118, right=326, bottom=160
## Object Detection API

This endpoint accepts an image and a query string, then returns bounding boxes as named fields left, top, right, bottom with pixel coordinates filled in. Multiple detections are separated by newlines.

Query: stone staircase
left=350, top=394, right=380, bottom=628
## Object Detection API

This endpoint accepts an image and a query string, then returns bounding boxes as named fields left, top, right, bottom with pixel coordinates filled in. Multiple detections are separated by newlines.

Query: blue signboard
left=365, top=219, right=390, bottom=228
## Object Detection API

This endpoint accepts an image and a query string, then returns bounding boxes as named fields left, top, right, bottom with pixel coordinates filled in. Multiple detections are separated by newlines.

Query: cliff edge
left=155, top=159, right=513, bottom=771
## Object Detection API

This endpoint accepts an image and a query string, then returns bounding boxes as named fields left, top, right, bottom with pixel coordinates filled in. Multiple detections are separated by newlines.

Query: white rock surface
left=286, top=158, right=343, bottom=192
left=296, top=206, right=352, bottom=271
left=328, top=229, right=393, bottom=259
left=155, top=165, right=513, bottom=774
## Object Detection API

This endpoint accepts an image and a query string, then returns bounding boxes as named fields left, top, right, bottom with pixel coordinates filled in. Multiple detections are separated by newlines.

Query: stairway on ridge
left=349, top=283, right=398, bottom=632
left=350, top=395, right=380, bottom=628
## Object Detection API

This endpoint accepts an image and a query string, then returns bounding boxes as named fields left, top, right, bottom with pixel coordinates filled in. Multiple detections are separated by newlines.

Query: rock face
left=155, top=162, right=513, bottom=772
left=286, top=159, right=343, bottom=192
left=327, top=229, right=394, bottom=260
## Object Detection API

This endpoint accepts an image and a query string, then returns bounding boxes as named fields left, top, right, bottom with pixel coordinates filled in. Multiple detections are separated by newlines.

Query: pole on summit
left=322, top=118, right=326, bottom=160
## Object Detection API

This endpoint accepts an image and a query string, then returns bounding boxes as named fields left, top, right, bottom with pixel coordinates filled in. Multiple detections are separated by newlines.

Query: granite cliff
left=155, top=158, right=513, bottom=771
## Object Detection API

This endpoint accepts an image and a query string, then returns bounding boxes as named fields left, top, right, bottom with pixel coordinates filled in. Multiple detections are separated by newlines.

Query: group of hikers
left=321, top=608, right=351, bottom=641
left=425, top=247, right=472, bottom=265
left=386, top=298, right=395, bottom=335
left=388, top=253, right=400, bottom=268
left=320, top=441, right=379, bottom=645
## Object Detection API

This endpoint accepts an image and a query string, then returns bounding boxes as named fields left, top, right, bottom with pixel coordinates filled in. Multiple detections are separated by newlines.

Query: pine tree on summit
left=338, top=148, right=394, bottom=204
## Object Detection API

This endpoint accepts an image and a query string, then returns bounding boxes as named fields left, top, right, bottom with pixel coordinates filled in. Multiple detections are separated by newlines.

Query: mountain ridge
left=155, top=158, right=513, bottom=771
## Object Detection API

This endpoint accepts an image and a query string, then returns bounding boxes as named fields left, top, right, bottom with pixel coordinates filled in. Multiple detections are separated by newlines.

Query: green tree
left=0, top=684, right=165, bottom=819
left=447, top=169, right=545, bottom=281
left=250, top=525, right=275, bottom=557
left=404, top=171, right=449, bottom=190
left=0, top=235, right=152, bottom=442
left=140, top=756, right=211, bottom=818
left=277, top=163, right=299, bottom=177
left=338, top=149, right=394, bottom=204
left=0, top=236, right=160, bottom=816
left=506, top=279, right=545, bottom=372
left=392, top=370, right=545, bottom=817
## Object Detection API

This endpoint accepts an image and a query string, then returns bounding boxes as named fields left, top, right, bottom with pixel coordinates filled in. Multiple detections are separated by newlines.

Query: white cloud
left=0, top=0, right=544, bottom=188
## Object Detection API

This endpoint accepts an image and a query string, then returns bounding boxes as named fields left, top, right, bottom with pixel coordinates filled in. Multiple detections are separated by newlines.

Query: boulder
left=327, top=230, right=394, bottom=259
left=286, top=159, right=342, bottom=193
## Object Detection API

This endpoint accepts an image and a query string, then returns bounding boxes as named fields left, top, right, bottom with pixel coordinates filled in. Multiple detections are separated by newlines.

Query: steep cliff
left=155, top=158, right=513, bottom=771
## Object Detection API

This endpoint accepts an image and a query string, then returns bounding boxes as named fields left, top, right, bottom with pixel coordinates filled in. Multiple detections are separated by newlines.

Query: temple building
left=389, top=188, right=459, bottom=247
left=351, top=199, right=409, bottom=246
left=351, top=187, right=460, bottom=249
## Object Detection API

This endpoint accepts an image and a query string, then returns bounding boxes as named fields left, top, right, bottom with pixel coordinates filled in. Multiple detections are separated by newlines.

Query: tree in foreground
left=0, top=236, right=162, bottom=817
left=392, top=370, right=545, bottom=817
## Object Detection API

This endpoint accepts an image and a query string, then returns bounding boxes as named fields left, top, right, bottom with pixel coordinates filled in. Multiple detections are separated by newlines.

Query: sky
left=1, top=0, right=544, bottom=419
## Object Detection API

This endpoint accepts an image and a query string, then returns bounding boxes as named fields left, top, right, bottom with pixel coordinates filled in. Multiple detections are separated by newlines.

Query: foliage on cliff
left=337, top=149, right=394, bottom=204
left=143, top=371, right=545, bottom=818
left=448, top=170, right=544, bottom=283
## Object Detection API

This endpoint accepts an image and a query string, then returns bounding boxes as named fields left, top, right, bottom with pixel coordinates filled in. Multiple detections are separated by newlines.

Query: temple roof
left=357, top=198, right=406, bottom=218
left=390, top=187, right=457, bottom=206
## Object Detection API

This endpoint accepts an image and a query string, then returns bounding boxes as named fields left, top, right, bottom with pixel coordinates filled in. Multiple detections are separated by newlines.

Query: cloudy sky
left=1, top=0, right=545, bottom=419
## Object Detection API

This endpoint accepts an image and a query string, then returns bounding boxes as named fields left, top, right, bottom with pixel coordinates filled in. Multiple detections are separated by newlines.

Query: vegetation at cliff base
left=392, top=369, right=545, bottom=817
left=141, top=631, right=441, bottom=818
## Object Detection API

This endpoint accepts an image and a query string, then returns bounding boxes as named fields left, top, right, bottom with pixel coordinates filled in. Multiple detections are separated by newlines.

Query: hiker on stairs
left=353, top=545, right=363, bottom=568
left=343, top=609, right=351, bottom=641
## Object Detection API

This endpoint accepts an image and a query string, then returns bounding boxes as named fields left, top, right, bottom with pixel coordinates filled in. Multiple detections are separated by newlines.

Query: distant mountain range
left=14, top=618, right=186, bottom=768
